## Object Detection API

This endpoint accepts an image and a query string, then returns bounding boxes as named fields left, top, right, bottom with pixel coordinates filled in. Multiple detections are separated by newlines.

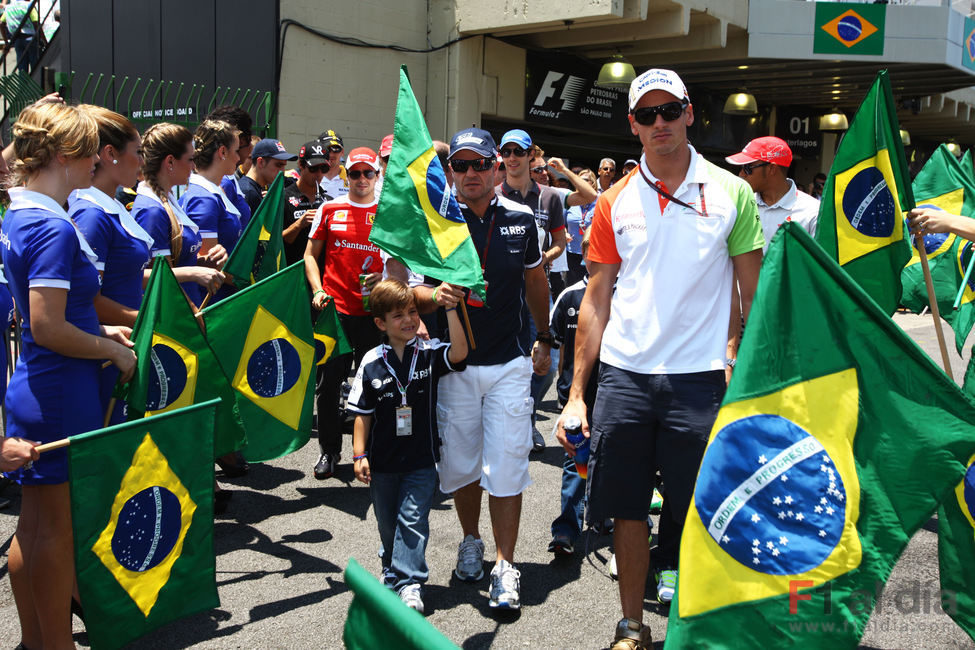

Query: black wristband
left=535, top=331, right=556, bottom=348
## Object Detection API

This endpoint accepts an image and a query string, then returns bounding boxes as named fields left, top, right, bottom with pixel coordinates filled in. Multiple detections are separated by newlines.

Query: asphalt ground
left=1, top=312, right=974, bottom=649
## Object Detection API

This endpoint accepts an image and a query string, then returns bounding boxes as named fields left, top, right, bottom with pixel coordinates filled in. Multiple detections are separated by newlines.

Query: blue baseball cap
left=252, top=138, right=297, bottom=161
left=448, top=128, right=497, bottom=159
left=500, top=129, right=532, bottom=150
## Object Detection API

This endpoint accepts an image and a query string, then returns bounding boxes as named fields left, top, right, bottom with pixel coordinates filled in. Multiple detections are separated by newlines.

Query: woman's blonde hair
left=578, top=168, right=597, bottom=192
left=7, top=102, right=99, bottom=188
left=142, top=122, right=194, bottom=260
left=79, top=104, right=139, bottom=171
left=192, top=119, right=238, bottom=170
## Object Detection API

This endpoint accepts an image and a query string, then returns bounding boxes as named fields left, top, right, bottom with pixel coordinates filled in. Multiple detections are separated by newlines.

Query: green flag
left=71, top=400, right=220, bottom=650
left=961, top=149, right=973, bottom=176
left=814, top=70, right=913, bottom=315
left=664, top=223, right=975, bottom=648
left=124, top=258, right=245, bottom=457
left=900, top=144, right=975, bottom=353
left=945, top=364, right=975, bottom=642
left=314, top=297, right=352, bottom=366
left=223, top=171, right=286, bottom=287
left=201, top=261, right=315, bottom=462
left=343, top=558, right=458, bottom=650
left=813, top=2, right=886, bottom=56
left=370, top=66, right=485, bottom=298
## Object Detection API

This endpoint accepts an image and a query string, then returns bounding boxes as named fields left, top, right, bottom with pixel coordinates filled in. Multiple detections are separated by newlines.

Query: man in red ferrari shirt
left=304, top=147, right=385, bottom=479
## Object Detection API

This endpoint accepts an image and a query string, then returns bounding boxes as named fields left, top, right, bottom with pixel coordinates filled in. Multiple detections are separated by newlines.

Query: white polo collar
left=188, top=173, right=241, bottom=217
left=10, top=187, right=99, bottom=267
left=71, top=186, right=155, bottom=249
left=136, top=182, right=199, bottom=234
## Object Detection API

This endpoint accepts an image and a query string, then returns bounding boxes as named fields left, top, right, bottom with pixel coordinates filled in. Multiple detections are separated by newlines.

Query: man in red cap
left=725, top=136, right=820, bottom=252
left=304, top=147, right=385, bottom=480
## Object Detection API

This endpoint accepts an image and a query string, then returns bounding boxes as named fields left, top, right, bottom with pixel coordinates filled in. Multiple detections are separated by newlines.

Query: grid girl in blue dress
left=1, top=101, right=137, bottom=650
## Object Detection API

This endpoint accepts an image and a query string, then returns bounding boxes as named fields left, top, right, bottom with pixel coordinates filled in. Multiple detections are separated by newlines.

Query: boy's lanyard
left=381, top=343, right=420, bottom=406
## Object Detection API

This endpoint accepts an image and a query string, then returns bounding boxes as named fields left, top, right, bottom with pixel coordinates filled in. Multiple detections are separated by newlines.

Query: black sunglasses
left=325, top=144, right=343, bottom=153
left=306, top=163, right=328, bottom=173
left=500, top=146, right=528, bottom=158
left=530, top=166, right=547, bottom=174
left=449, top=157, right=495, bottom=173
left=631, top=100, right=689, bottom=125
left=348, top=169, right=377, bottom=180
left=741, top=162, right=769, bottom=176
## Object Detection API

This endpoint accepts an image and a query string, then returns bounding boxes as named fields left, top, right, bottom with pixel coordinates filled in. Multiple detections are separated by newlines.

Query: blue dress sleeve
left=181, top=191, right=221, bottom=233
left=71, top=206, right=112, bottom=271
left=133, top=204, right=173, bottom=256
left=24, top=219, right=79, bottom=289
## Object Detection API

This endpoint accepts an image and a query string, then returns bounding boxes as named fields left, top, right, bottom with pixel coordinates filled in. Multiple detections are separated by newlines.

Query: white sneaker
left=488, top=560, right=521, bottom=609
left=609, top=553, right=618, bottom=579
left=398, top=583, right=424, bottom=614
left=455, top=534, right=485, bottom=582
left=656, top=569, right=677, bottom=604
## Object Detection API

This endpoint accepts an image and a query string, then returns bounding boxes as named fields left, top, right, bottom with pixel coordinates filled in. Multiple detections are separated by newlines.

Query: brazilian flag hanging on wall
left=124, top=258, right=245, bottom=457
left=370, top=66, right=485, bottom=298
left=223, top=171, right=286, bottom=287
left=201, top=261, right=315, bottom=462
left=900, top=144, right=975, bottom=354
left=814, top=70, right=913, bottom=315
left=814, top=2, right=885, bottom=56
left=663, top=223, right=975, bottom=648
left=71, top=400, right=220, bottom=650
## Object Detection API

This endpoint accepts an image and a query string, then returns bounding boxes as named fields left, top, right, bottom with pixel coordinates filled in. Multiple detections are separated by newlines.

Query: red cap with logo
left=379, top=134, right=394, bottom=158
left=725, top=136, right=793, bottom=168
left=346, top=147, right=381, bottom=171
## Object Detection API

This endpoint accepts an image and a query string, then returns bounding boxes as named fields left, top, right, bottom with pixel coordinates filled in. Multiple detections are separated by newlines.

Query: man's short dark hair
left=205, top=105, right=253, bottom=141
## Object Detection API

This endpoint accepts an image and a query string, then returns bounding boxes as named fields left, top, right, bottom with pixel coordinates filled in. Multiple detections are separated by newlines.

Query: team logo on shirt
left=500, top=225, right=527, bottom=236
left=567, top=307, right=577, bottom=317
left=367, top=212, right=375, bottom=224
left=0, top=232, right=9, bottom=250
left=332, top=211, right=348, bottom=222
left=288, top=196, right=301, bottom=207
left=371, top=378, right=383, bottom=389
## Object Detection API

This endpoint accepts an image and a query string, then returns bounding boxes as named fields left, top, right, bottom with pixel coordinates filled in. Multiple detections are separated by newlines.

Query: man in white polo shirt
left=558, top=69, right=764, bottom=650
left=725, top=136, right=820, bottom=252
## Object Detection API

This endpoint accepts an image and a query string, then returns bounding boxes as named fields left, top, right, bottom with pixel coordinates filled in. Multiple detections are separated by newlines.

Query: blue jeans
left=550, top=453, right=585, bottom=541
left=370, top=465, right=437, bottom=592
left=528, top=312, right=558, bottom=427
left=13, top=35, right=37, bottom=74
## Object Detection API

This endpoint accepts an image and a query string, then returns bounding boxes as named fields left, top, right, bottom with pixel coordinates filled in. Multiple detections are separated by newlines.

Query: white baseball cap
left=628, top=68, right=689, bottom=111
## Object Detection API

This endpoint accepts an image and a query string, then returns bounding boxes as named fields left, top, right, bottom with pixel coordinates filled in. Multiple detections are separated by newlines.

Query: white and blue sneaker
left=488, top=560, right=521, bottom=609
left=398, top=583, right=424, bottom=614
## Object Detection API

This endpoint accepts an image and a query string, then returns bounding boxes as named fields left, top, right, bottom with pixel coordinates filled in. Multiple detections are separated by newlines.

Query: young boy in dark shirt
left=348, top=279, right=468, bottom=614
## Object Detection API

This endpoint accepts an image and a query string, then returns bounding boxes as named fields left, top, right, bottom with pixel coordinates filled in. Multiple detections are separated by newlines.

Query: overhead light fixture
left=723, top=92, right=757, bottom=116
left=596, top=54, right=636, bottom=89
left=946, top=142, right=962, bottom=157
left=899, top=129, right=911, bottom=146
left=819, top=109, right=849, bottom=132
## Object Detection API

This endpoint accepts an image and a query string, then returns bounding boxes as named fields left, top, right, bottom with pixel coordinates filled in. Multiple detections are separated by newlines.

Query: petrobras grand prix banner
left=525, top=55, right=632, bottom=135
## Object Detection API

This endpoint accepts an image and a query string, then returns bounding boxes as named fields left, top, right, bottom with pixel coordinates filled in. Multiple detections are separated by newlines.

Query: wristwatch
left=726, top=358, right=737, bottom=368
left=535, top=330, right=557, bottom=348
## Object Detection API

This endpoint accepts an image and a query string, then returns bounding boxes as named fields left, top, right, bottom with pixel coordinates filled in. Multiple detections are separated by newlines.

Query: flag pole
left=197, top=289, right=213, bottom=311
left=914, top=232, right=954, bottom=378
left=953, top=246, right=975, bottom=310
left=35, top=438, right=70, bottom=453
left=459, top=300, right=476, bottom=350
left=103, top=397, right=117, bottom=427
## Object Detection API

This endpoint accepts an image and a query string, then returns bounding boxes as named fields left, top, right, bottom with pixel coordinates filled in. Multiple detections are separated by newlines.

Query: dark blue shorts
left=586, top=364, right=725, bottom=524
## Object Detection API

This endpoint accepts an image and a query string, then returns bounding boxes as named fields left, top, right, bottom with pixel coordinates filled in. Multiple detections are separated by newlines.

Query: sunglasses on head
left=449, top=157, right=494, bottom=173
left=740, top=162, right=769, bottom=176
left=348, top=169, right=377, bottom=180
left=500, top=146, right=528, bottom=158
left=631, top=100, right=689, bottom=125
left=530, top=166, right=547, bottom=174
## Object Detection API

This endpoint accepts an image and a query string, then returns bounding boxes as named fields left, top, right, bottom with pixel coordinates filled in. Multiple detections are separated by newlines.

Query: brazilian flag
left=223, top=171, right=286, bottom=287
left=124, top=257, right=245, bottom=457
left=344, top=558, right=458, bottom=650
left=814, top=70, right=913, bottom=315
left=369, top=66, right=485, bottom=298
left=900, top=144, right=975, bottom=354
left=664, top=223, right=975, bottom=648
left=201, top=261, right=315, bottom=462
left=939, top=448, right=975, bottom=640
left=962, top=149, right=973, bottom=176
left=813, top=2, right=885, bottom=56
left=71, top=400, right=220, bottom=650
left=315, top=297, right=351, bottom=366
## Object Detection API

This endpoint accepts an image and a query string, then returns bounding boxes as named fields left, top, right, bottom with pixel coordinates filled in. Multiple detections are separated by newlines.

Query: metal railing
left=57, top=71, right=277, bottom=137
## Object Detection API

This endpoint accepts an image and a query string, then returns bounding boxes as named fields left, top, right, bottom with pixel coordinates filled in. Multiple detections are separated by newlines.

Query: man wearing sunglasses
left=318, top=129, right=349, bottom=198
left=416, top=128, right=551, bottom=611
left=725, top=137, right=819, bottom=253
left=305, top=147, right=385, bottom=481
left=557, top=68, right=764, bottom=650
left=598, top=158, right=617, bottom=192
left=283, top=140, right=331, bottom=265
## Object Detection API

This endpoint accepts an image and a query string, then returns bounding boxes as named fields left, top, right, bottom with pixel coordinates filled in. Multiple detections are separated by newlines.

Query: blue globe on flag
left=110, top=486, right=182, bottom=572
left=842, top=167, right=896, bottom=238
left=836, top=15, right=863, bottom=44
left=246, top=338, right=302, bottom=398
left=963, top=463, right=975, bottom=521
left=146, top=344, right=189, bottom=411
left=694, top=414, right=846, bottom=575
left=914, top=205, right=948, bottom=254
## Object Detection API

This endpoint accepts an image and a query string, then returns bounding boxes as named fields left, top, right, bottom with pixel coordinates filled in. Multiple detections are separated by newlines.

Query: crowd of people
left=0, top=66, right=868, bottom=649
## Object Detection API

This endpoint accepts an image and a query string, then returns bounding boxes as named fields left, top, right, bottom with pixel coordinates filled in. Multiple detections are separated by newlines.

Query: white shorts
left=436, top=356, right=533, bottom=497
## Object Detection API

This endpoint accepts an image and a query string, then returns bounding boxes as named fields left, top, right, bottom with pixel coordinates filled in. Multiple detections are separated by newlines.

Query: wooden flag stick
left=103, top=397, right=117, bottom=427
left=35, top=438, right=70, bottom=453
left=459, top=300, right=476, bottom=351
left=914, top=232, right=954, bottom=379
left=953, top=246, right=975, bottom=310
left=197, top=290, right=213, bottom=311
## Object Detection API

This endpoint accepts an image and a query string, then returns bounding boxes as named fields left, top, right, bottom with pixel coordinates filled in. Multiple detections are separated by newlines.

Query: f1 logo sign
left=533, top=71, right=587, bottom=112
